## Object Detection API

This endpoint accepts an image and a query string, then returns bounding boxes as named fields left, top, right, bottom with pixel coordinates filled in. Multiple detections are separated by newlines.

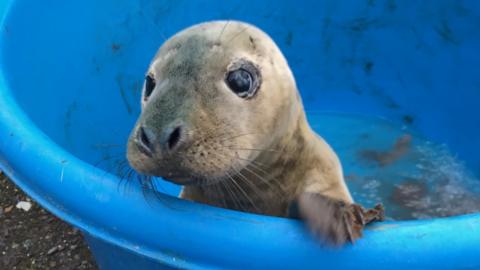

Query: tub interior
left=1, top=0, right=480, bottom=220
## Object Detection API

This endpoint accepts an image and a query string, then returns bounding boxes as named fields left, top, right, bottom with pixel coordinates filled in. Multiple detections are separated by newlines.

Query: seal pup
left=127, top=21, right=383, bottom=245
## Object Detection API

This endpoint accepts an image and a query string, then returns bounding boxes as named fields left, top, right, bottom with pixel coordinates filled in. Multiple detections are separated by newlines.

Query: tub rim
left=1, top=1, right=480, bottom=269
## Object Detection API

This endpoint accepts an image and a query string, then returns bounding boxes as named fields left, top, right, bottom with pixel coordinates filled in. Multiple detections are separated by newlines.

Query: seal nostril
left=136, top=126, right=155, bottom=156
left=139, top=127, right=150, bottom=146
left=167, top=126, right=182, bottom=150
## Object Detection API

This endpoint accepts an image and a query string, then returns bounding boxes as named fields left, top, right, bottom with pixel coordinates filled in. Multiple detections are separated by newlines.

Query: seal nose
left=136, top=126, right=157, bottom=157
left=135, top=124, right=184, bottom=156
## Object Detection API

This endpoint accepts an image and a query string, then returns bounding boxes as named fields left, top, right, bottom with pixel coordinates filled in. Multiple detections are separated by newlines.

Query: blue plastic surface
left=0, top=0, right=480, bottom=269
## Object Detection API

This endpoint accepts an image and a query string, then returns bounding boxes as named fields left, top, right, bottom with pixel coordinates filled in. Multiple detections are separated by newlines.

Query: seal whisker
left=138, top=177, right=157, bottom=207
left=123, top=168, right=136, bottom=192
left=93, top=155, right=130, bottom=175
left=229, top=166, right=265, bottom=211
left=139, top=177, right=179, bottom=212
left=231, top=156, right=270, bottom=169
left=223, top=171, right=246, bottom=211
left=217, top=150, right=271, bottom=176
left=114, top=165, right=137, bottom=195
left=237, top=160, right=288, bottom=197
left=215, top=144, right=265, bottom=165
left=215, top=149, right=287, bottom=194
left=239, top=161, right=275, bottom=181
left=241, top=164, right=287, bottom=195
left=226, top=170, right=260, bottom=212
left=232, top=167, right=265, bottom=196
left=213, top=181, right=228, bottom=208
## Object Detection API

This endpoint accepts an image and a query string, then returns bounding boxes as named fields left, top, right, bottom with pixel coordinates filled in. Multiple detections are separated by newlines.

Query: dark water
left=309, top=113, right=480, bottom=221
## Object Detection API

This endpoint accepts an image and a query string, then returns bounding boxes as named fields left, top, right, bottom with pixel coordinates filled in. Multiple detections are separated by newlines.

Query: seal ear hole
left=225, top=59, right=261, bottom=99
left=143, top=74, right=156, bottom=101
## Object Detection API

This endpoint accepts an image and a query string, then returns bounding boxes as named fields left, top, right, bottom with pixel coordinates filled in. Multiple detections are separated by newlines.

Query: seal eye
left=225, top=59, right=261, bottom=99
left=226, top=69, right=252, bottom=97
left=144, top=74, right=156, bottom=101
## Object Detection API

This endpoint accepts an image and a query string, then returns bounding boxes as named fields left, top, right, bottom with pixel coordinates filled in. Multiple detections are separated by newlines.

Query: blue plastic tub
left=1, top=0, right=480, bottom=269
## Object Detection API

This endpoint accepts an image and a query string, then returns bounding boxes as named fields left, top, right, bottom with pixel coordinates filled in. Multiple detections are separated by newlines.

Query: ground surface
left=0, top=171, right=97, bottom=270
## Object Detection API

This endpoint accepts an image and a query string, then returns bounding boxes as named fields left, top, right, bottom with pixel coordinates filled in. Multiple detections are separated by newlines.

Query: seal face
left=126, top=21, right=382, bottom=245
left=127, top=21, right=300, bottom=188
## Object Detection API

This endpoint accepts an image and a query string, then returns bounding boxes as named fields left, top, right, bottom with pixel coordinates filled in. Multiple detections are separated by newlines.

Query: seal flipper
left=289, top=193, right=384, bottom=246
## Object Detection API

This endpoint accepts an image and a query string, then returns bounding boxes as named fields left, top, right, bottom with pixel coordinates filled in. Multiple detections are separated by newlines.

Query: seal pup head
left=127, top=21, right=303, bottom=186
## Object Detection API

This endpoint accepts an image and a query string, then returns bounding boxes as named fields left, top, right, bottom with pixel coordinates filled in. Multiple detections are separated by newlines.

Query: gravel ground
left=0, top=171, right=98, bottom=270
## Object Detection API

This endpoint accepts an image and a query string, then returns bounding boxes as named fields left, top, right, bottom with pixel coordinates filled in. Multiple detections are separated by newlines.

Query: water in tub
left=309, top=113, right=480, bottom=220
